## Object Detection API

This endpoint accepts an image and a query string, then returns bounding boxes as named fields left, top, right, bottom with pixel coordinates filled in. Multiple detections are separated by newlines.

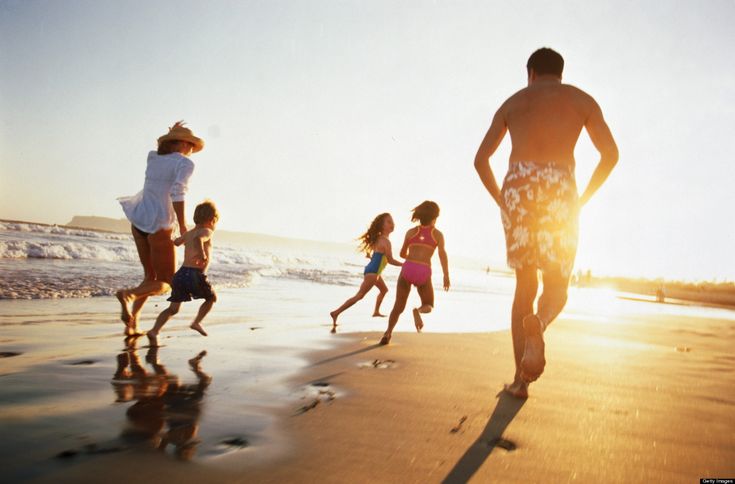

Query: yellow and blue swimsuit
left=364, top=252, right=388, bottom=275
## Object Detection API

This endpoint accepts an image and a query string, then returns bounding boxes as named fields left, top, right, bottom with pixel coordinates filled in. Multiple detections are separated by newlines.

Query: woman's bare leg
left=372, top=277, right=389, bottom=317
left=330, top=274, right=378, bottom=333
left=118, top=228, right=175, bottom=335
left=117, top=225, right=155, bottom=332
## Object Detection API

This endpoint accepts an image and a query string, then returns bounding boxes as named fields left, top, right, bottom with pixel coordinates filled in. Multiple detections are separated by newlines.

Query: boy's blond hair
left=193, top=200, right=219, bottom=225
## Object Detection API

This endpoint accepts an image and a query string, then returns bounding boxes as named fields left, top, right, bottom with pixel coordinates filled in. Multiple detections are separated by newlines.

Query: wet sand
left=19, top=301, right=735, bottom=483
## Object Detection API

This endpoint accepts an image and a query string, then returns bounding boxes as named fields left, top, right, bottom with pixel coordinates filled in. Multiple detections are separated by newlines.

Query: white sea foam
left=0, top=222, right=362, bottom=299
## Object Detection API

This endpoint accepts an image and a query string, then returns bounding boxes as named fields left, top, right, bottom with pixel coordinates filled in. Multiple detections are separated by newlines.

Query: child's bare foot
left=116, top=290, right=133, bottom=325
left=147, top=331, right=160, bottom=348
left=190, top=322, right=208, bottom=336
left=379, top=332, right=391, bottom=345
left=520, top=314, right=545, bottom=382
left=372, top=312, right=386, bottom=318
left=412, top=308, right=424, bottom=333
left=503, top=380, right=529, bottom=399
left=330, top=311, right=338, bottom=333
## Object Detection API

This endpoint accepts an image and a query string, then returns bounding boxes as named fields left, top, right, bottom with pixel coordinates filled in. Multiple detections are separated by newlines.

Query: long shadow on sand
left=442, top=392, right=526, bottom=483
left=310, top=344, right=382, bottom=366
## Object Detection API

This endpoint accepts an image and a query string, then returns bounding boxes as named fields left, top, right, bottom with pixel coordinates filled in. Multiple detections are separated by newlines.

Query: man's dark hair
left=527, top=48, right=564, bottom=77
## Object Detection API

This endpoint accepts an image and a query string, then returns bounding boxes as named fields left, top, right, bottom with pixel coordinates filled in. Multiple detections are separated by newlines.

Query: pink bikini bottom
left=400, top=260, right=431, bottom=286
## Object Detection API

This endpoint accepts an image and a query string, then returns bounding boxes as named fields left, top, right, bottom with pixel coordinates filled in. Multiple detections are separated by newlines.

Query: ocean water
left=0, top=220, right=512, bottom=303
left=2, top=220, right=734, bottom=327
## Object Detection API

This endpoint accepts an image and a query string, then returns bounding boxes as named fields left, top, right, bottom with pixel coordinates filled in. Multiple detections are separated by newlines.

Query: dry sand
left=43, top=308, right=735, bottom=483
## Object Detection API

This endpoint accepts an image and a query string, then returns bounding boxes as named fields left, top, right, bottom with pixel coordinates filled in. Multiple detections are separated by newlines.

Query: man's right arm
left=579, top=99, right=619, bottom=206
left=474, top=106, right=508, bottom=208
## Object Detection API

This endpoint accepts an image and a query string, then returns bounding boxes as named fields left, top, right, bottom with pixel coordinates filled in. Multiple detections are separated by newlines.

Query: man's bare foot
left=503, top=380, right=529, bottom=399
left=190, top=322, right=208, bottom=336
left=521, top=314, right=545, bottom=382
left=412, top=308, right=424, bottom=333
left=372, top=312, right=386, bottom=318
left=116, top=290, right=134, bottom=325
left=379, top=333, right=391, bottom=345
left=147, top=332, right=160, bottom=348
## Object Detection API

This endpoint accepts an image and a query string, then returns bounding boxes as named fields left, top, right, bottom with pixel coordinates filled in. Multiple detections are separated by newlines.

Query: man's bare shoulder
left=501, top=87, right=530, bottom=108
left=561, top=83, right=598, bottom=106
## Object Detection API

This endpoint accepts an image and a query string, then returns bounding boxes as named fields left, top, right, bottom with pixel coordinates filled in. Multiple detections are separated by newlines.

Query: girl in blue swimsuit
left=330, top=213, right=403, bottom=333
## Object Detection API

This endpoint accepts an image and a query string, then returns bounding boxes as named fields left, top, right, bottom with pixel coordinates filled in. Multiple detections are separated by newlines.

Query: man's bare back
left=475, top=76, right=617, bottom=207
left=502, top=80, right=599, bottom=167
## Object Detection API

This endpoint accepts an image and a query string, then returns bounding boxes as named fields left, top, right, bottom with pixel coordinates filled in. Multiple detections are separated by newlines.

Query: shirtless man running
left=474, top=48, right=618, bottom=398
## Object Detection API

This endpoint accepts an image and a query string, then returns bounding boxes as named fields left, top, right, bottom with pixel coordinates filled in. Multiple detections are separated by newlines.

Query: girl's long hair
left=358, top=213, right=390, bottom=257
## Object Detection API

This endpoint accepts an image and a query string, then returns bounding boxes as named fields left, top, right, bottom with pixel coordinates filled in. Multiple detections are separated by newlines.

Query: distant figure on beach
left=116, top=121, right=204, bottom=336
left=380, top=201, right=450, bottom=345
left=330, top=213, right=403, bottom=333
left=474, top=48, right=618, bottom=397
left=147, top=200, right=219, bottom=347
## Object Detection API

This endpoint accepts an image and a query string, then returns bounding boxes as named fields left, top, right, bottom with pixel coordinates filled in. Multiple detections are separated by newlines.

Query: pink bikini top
left=407, top=225, right=437, bottom=249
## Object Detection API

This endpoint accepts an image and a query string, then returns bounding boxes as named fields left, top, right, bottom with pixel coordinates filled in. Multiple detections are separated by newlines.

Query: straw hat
left=157, top=121, right=204, bottom=153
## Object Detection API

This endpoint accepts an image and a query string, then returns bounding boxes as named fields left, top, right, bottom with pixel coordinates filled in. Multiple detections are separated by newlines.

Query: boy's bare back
left=176, top=227, right=213, bottom=270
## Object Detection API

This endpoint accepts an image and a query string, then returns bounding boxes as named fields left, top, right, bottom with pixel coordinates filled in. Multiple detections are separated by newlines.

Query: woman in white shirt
left=116, top=122, right=204, bottom=336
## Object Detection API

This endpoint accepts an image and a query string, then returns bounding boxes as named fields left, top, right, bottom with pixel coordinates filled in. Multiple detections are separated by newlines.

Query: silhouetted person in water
left=474, top=48, right=618, bottom=398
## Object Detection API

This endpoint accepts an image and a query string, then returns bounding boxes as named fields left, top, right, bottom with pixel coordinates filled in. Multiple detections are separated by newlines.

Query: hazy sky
left=1, top=0, right=734, bottom=280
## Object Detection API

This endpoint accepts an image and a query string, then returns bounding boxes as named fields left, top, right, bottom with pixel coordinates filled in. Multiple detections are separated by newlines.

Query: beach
left=2, top=282, right=734, bottom=482
left=1, top=221, right=734, bottom=482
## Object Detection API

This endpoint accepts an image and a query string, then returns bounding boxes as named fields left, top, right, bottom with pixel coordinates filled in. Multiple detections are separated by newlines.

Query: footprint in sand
left=69, top=359, right=97, bottom=365
left=0, top=351, right=21, bottom=358
left=358, top=359, right=397, bottom=369
left=296, top=382, right=337, bottom=414
left=215, top=437, right=249, bottom=453
left=450, top=416, right=468, bottom=434
left=675, top=346, right=692, bottom=352
left=485, top=437, right=517, bottom=451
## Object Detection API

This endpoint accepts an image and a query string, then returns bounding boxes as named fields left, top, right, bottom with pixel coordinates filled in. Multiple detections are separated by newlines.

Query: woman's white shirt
left=118, top=151, right=195, bottom=234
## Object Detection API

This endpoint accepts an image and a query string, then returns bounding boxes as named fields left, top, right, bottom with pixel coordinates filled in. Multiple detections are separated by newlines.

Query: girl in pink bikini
left=380, top=201, right=450, bottom=345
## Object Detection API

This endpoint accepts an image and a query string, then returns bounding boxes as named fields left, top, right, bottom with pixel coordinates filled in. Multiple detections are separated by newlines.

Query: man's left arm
left=579, top=100, right=619, bottom=206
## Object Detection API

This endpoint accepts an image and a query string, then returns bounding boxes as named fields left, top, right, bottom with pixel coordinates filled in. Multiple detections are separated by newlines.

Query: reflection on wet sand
left=112, top=337, right=211, bottom=461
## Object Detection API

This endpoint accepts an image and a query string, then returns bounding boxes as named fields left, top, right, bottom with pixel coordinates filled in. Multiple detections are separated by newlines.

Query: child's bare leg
left=147, top=302, right=181, bottom=347
left=330, top=275, right=377, bottom=333
left=381, top=277, right=410, bottom=345
left=412, top=279, right=435, bottom=332
left=372, top=277, right=389, bottom=317
left=190, top=298, right=214, bottom=336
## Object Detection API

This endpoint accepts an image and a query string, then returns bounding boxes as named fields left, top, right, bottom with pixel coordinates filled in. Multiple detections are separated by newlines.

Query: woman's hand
left=443, top=274, right=451, bottom=291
